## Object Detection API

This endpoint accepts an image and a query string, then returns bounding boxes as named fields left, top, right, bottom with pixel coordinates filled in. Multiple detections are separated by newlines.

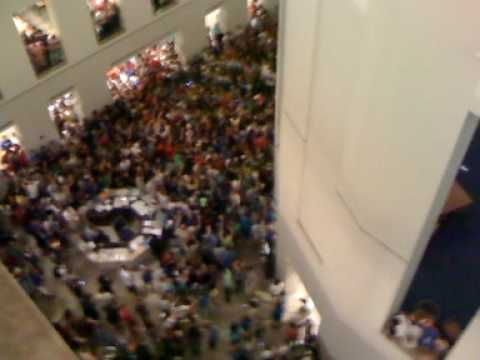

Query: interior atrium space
left=1, top=0, right=480, bottom=359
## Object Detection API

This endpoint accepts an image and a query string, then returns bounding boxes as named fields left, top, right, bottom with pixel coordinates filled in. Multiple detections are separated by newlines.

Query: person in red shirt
left=98, top=133, right=109, bottom=146
left=285, top=321, right=299, bottom=344
left=13, top=203, right=27, bottom=225
left=164, top=141, right=175, bottom=160
left=249, top=0, right=259, bottom=17
left=119, top=304, right=138, bottom=336
left=16, top=149, right=29, bottom=169
left=254, top=133, right=268, bottom=151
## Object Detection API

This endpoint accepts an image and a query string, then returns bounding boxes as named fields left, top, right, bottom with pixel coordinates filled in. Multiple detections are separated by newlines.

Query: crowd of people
left=14, top=15, right=64, bottom=75
left=48, top=91, right=83, bottom=139
left=106, top=40, right=181, bottom=101
left=88, top=0, right=123, bottom=41
left=0, top=5, right=321, bottom=360
left=387, top=301, right=463, bottom=359
left=0, top=140, right=28, bottom=174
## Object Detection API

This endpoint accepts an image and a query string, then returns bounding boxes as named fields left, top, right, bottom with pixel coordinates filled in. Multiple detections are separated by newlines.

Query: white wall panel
left=277, top=113, right=305, bottom=217
left=278, top=150, right=409, bottom=359
left=0, top=2, right=38, bottom=101
left=223, top=0, right=248, bottom=32
left=338, top=0, right=480, bottom=260
left=308, top=0, right=372, bottom=173
left=280, top=0, right=317, bottom=140
left=277, top=0, right=480, bottom=358
left=121, top=0, right=154, bottom=34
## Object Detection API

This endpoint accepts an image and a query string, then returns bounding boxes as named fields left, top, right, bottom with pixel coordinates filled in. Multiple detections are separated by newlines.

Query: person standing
left=104, top=300, right=120, bottom=328
left=98, top=274, right=113, bottom=293
left=187, top=320, right=203, bottom=357
left=80, top=294, right=100, bottom=320
left=207, top=322, right=220, bottom=350
left=134, top=296, right=151, bottom=329
left=119, top=304, right=137, bottom=336
left=223, top=266, right=235, bottom=303
left=272, top=293, right=285, bottom=328
left=119, top=266, right=136, bottom=293
left=233, top=260, right=246, bottom=294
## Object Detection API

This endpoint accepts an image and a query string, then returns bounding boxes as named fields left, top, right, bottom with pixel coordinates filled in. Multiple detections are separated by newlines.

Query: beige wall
left=276, top=0, right=480, bottom=358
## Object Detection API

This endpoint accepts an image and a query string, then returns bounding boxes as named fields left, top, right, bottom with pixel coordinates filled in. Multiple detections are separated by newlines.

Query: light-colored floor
left=28, top=226, right=298, bottom=359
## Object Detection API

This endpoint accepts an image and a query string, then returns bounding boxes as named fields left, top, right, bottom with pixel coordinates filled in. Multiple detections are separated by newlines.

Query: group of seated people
left=89, top=0, right=122, bottom=41
left=388, top=301, right=463, bottom=359
left=0, top=5, right=295, bottom=359
left=107, top=41, right=181, bottom=101
left=20, top=21, right=64, bottom=74
left=51, top=109, right=80, bottom=138
left=1, top=143, right=28, bottom=173
left=49, top=94, right=82, bottom=139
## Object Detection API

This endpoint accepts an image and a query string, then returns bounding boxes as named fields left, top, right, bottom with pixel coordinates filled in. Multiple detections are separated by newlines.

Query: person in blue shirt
left=207, top=322, right=220, bottom=350
left=272, top=293, right=286, bottom=327
left=229, top=322, right=242, bottom=345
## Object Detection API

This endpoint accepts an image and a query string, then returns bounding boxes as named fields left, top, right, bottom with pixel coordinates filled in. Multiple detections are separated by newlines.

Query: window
left=151, top=0, right=177, bottom=13
left=48, top=90, right=83, bottom=138
left=106, top=35, right=181, bottom=100
left=12, top=1, right=65, bottom=76
left=205, top=6, right=226, bottom=48
left=87, top=0, right=123, bottom=42
left=0, top=125, right=26, bottom=172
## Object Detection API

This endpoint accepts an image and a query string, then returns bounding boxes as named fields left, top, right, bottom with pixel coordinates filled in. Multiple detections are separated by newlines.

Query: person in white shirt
left=63, top=206, right=80, bottom=230
left=260, top=347, right=274, bottom=360
left=130, top=142, right=142, bottom=156
left=25, top=179, right=40, bottom=200
left=119, top=158, right=131, bottom=171
left=119, top=266, right=135, bottom=291
left=145, top=170, right=164, bottom=194
left=269, top=279, right=285, bottom=298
